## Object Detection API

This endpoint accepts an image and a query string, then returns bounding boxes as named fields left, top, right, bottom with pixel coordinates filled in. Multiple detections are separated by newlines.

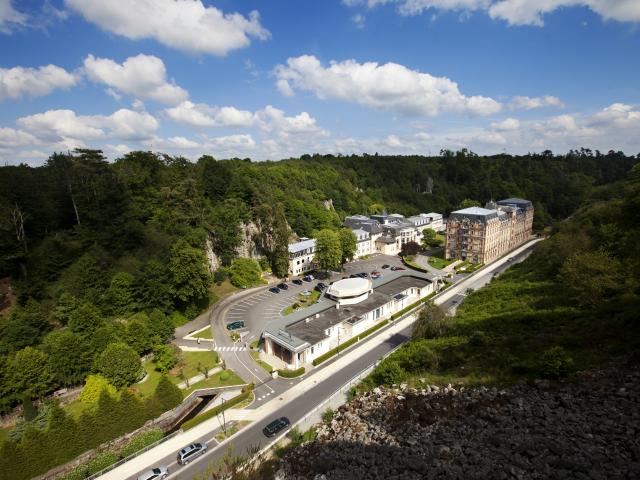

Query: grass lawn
left=214, top=420, right=250, bottom=442
left=250, top=350, right=274, bottom=373
left=209, top=280, right=238, bottom=306
left=193, top=327, right=213, bottom=339
left=428, top=256, right=454, bottom=269
left=181, top=369, right=245, bottom=396
left=455, top=261, right=483, bottom=273
left=282, top=290, right=321, bottom=316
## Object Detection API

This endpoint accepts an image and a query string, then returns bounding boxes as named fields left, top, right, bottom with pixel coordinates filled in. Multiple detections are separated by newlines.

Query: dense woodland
left=0, top=148, right=638, bottom=477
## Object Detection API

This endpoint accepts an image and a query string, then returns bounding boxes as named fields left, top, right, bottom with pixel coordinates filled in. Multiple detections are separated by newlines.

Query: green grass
left=181, top=369, right=245, bottom=396
left=182, top=387, right=253, bottom=430
left=282, top=290, right=321, bottom=316
left=209, top=280, right=238, bottom=305
left=250, top=350, right=274, bottom=373
left=193, top=327, right=213, bottom=339
left=427, top=256, right=454, bottom=269
left=454, top=261, right=483, bottom=273
left=0, top=427, right=9, bottom=445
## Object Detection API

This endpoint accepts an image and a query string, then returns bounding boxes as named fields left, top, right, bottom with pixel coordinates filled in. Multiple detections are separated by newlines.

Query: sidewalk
left=99, top=239, right=542, bottom=480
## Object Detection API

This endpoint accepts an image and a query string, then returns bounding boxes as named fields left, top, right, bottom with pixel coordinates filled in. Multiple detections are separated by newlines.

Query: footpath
left=99, top=238, right=542, bottom=480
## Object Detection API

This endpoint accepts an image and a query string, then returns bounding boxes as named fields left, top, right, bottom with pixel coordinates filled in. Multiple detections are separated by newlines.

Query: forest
left=0, top=148, right=638, bottom=477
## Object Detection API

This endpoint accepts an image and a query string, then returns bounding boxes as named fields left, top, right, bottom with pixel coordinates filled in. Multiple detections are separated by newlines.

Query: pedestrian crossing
left=215, top=346, right=247, bottom=352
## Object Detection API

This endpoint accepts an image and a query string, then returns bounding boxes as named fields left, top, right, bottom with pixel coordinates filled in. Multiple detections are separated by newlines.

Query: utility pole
left=220, top=397, right=227, bottom=435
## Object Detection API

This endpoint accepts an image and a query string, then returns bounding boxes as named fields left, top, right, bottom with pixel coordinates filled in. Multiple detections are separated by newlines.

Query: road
left=118, top=239, right=540, bottom=480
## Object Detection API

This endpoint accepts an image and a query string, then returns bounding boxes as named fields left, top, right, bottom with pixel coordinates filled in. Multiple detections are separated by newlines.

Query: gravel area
left=277, top=362, right=640, bottom=480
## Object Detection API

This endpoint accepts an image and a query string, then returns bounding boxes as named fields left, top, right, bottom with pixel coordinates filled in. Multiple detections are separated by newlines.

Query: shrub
left=213, top=269, right=227, bottom=285
left=538, top=346, right=574, bottom=379
left=94, top=342, right=143, bottom=388
left=170, top=310, right=188, bottom=327
left=119, top=428, right=164, bottom=458
left=219, top=371, right=230, bottom=381
left=412, top=302, right=451, bottom=339
left=277, top=367, right=305, bottom=378
left=468, top=330, right=489, bottom=347
left=226, top=258, right=263, bottom=288
left=78, top=375, right=117, bottom=408
left=372, top=360, right=407, bottom=386
left=152, top=344, right=180, bottom=373
left=394, top=340, right=439, bottom=372
left=322, top=407, right=335, bottom=423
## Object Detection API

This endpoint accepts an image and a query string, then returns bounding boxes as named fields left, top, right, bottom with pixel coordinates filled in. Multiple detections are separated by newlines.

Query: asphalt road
left=126, top=242, right=539, bottom=480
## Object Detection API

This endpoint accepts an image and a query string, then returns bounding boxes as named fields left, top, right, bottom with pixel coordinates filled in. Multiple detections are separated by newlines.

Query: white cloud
left=65, top=0, right=270, bottom=55
left=0, top=0, right=27, bottom=34
left=274, top=55, right=502, bottom=117
left=508, top=95, right=564, bottom=110
left=257, top=106, right=329, bottom=137
left=0, top=127, right=39, bottom=148
left=17, top=108, right=159, bottom=145
left=591, top=103, right=640, bottom=129
left=0, top=64, right=77, bottom=101
left=491, top=117, right=520, bottom=130
left=345, top=0, right=640, bottom=26
left=352, top=13, right=366, bottom=28
left=83, top=54, right=188, bottom=105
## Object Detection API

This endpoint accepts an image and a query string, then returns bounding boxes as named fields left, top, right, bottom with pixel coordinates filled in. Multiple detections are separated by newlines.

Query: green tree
left=152, top=344, right=180, bottom=373
left=94, top=343, right=143, bottom=388
left=421, top=229, right=442, bottom=248
left=152, top=375, right=183, bottom=413
left=53, top=293, right=77, bottom=325
left=226, top=258, right=263, bottom=288
left=457, top=198, right=481, bottom=209
left=106, top=272, right=136, bottom=316
left=68, top=302, right=104, bottom=336
left=271, top=205, right=291, bottom=278
left=147, top=309, right=175, bottom=343
left=314, top=229, right=341, bottom=272
left=560, top=251, right=623, bottom=307
left=78, top=374, right=116, bottom=409
left=42, top=330, right=92, bottom=386
left=412, top=302, right=450, bottom=339
left=169, top=238, right=210, bottom=303
left=400, top=240, right=420, bottom=256
left=11, top=347, right=54, bottom=398
left=0, top=299, right=49, bottom=353
left=123, top=313, right=153, bottom=354
left=338, top=229, right=357, bottom=265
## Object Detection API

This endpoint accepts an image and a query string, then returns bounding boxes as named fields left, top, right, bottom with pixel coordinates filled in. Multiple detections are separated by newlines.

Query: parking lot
left=224, top=254, right=407, bottom=338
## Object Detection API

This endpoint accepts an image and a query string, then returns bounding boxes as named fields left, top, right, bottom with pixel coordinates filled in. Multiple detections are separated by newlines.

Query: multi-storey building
left=288, top=238, right=316, bottom=276
left=444, top=198, right=533, bottom=264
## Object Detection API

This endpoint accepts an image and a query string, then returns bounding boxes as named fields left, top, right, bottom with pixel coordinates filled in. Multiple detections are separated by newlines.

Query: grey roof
left=344, top=216, right=383, bottom=235
left=449, top=206, right=499, bottom=223
left=376, top=234, right=396, bottom=244
left=288, top=238, right=316, bottom=254
left=352, top=228, right=370, bottom=240
left=424, top=212, right=443, bottom=220
left=264, top=271, right=434, bottom=350
left=497, top=198, right=533, bottom=209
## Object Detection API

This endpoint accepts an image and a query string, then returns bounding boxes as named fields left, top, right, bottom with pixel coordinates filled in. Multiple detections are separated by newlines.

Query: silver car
left=177, top=442, right=208, bottom=465
left=137, top=465, right=168, bottom=480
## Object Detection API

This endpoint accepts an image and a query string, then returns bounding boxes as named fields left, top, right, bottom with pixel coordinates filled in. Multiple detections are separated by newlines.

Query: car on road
left=303, top=274, right=314, bottom=282
left=226, top=321, right=245, bottom=331
left=292, top=279, right=303, bottom=285
left=137, top=466, right=169, bottom=480
left=269, top=287, right=281, bottom=294
left=314, top=282, right=327, bottom=292
left=381, top=264, right=390, bottom=269
left=277, top=282, right=289, bottom=290
left=177, top=442, right=207, bottom=465
left=390, top=266, right=406, bottom=271
left=507, top=257, right=514, bottom=262
left=371, top=271, right=381, bottom=279
left=263, top=417, right=291, bottom=437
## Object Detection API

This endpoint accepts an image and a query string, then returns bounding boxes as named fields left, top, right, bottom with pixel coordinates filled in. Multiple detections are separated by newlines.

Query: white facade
left=288, top=238, right=316, bottom=276
left=352, top=228, right=372, bottom=258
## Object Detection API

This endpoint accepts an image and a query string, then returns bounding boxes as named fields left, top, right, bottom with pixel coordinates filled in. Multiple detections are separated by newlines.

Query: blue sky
left=1, top=0, right=639, bottom=165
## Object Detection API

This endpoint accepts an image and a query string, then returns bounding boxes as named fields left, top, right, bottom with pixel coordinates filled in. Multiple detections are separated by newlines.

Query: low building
left=353, top=228, right=372, bottom=258
left=263, top=271, right=438, bottom=370
left=288, top=238, right=316, bottom=276
left=444, top=198, right=533, bottom=264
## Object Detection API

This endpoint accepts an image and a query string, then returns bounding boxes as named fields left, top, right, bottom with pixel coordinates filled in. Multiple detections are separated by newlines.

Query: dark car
left=381, top=264, right=390, bottom=269
left=177, top=442, right=207, bottom=465
left=292, top=279, right=303, bottom=285
left=390, top=266, right=406, bottom=271
left=269, top=287, right=281, bottom=294
left=262, top=417, right=290, bottom=438
left=226, top=320, right=245, bottom=331
left=357, top=272, right=368, bottom=278
left=277, top=283, right=289, bottom=290
left=314, top=282, right=327, bottom=292
left=302, top=275, right=314, bottom=282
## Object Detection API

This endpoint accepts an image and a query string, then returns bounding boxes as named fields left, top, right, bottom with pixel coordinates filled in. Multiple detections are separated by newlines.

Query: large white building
left=288, top=238, right=316, bottom=276
left=263, top=271, right=437, bottom=369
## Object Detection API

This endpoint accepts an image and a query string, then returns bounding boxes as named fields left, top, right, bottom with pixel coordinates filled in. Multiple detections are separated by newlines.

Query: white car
left=137, top=465, right=168, bottom=480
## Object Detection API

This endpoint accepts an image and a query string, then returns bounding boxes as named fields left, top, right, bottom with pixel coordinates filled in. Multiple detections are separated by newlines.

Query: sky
left=1, top=0, right=639, bottom=165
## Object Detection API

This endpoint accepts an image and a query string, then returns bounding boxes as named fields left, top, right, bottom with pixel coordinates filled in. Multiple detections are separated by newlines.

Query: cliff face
left=277, top=362, right=639, bottom=480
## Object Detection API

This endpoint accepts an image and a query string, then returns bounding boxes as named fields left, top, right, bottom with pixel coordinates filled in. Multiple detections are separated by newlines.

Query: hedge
left=312, top=319, right=390, bottom=367
left=182, top=385, right=253, bottom=431
left=276, top=367, right=305, bottom=378
left=389, top=290, right=440, bottom=321
left=401, top=256, right=429, bottom=273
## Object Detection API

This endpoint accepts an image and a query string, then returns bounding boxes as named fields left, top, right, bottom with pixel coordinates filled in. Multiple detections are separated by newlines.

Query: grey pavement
left=99, top=239, right=542, bottom=480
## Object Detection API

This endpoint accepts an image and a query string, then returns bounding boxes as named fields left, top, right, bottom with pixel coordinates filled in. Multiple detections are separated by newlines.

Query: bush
left=213, top=269, right=227, bottom=285
left=152, top=344, right=180, bottom=373
left=277, top=367, right=305, bottom=378
left=226, top=258, right=263, bottom=288
left=170, top=310, right=188, bottom=327
left=78, top=375, right=117, bottom=408
left=94, top=342, right=143, bottom=388
left=219, top=371, right=230, bottom=381
left=468, top=330, right=489, bottom=347
left=119, top=428, right=164, bottom=458
left=393, top=340, right=439, bottom=372
left=538, top=346, right=574, bottom=379
left=372, top=360, right=407, bottom=386
left=321, top=407, right=334, bottom=423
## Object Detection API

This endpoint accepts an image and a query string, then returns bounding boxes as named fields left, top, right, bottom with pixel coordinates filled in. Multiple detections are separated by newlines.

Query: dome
left=326, top=277, right=372, bottom=300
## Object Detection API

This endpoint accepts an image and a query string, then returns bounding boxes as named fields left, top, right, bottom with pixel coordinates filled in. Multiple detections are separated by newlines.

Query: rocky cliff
left=205, top=219, right=273, bottom=272
left=277, top=361, right=639, bottom=480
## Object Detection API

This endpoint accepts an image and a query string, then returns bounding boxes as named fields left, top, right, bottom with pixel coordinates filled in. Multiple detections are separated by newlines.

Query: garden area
left=282, top=290, right=321, bottom=316
left=427, top=252, right=455, bottom=270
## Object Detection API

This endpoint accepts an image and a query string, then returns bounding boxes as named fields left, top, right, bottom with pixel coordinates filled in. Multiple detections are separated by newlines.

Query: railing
left=86, top=429, right=183, bottom=480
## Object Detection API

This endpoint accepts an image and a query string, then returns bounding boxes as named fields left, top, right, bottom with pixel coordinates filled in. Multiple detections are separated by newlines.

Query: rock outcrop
left=278, top=362, right=639, bottom=479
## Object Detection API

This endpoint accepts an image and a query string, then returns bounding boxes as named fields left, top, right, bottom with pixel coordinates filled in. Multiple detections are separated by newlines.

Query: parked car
left=303, top=274, right=314, bottom=282
left=177, top=442, right=207, bottom=465
left=262, top=417, right=291, bottom=437
left=357, top=272, right=369, bottom=278
left=226, top=321, right=245, bottom=331
left=371, top=271, right=381, bottom=279
left=314, top=282, right=327, bottom=292
left=381, top=264, right=390, bottom=269
left=301, top=290, right=312, bottom=296
left=390, top=266, right=406, bottom=271
left=507, top=257, right=514, bottom=262
left=349, top=273, right=359, bottom=278
left=269, top=287, right=281, bottom=294
left=137, top=466, right=169, bottom=480
left=292, top=279, right=303, bottom=285
left=277, top=283, right=289, bottom=290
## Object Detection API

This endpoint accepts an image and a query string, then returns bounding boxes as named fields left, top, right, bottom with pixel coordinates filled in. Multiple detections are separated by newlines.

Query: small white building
left=288, top=238, right=316, bottom=276
left=263, top=272, right=437, bottom=370
left=352, top=228, right=372, bottom=258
